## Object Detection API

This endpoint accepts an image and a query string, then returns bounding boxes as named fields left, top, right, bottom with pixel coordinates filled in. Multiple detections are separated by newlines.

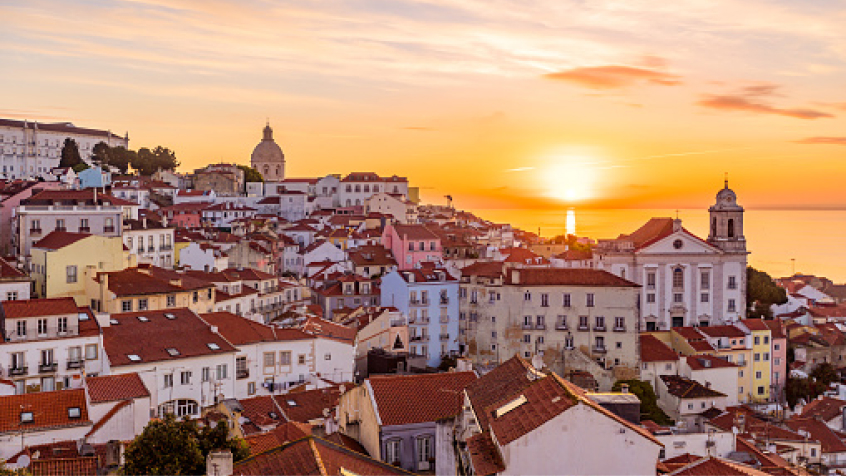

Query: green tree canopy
left=237, top=164, right=264, bottom=183
left=71, top=163, right=89, bottom=173
left=59, top=138, right=83, bottom=168
left=123, top=415, right=248, bottom=475
left=611, top=379, right=673, bottom=425
left=747, top=266, right=788, bottom=319
left=91, top=141, right=112, bottom=167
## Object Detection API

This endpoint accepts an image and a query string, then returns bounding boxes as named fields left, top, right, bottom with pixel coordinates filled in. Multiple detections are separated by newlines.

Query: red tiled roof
left=103, top=308, right=236, bottom=366
left=0, top=257, right=27, bottom=279
left=485, top=373, right=576, bottom=445
left=763, top=319, right=786, bottom=339
left=673, top=327, right=704, bottom=340
left=29, top=457, right=99, bottom=476
left=663, top=453, right=703, bottom=465
left=741, top=318, right=770, bottom=331
left=24, top=189, right=137, bottom=206
left=1, top=297, right=78, bottom=318
left=367, top=372, right=477, bottom=426
left=200, top=312, right=313, bottom=345
left=0, top=389, right=90, bottom=434
left=86, top=373, right=150, bottom=403
left=799, top=396, right=846, bottom=422
left=640, top=335, right=680, bottom=362
left=697, top=325, right=746, bottom=339
left=31, top=231, right=92, bottom=250
left=668, top=456, right=770, bottom=476
left=466, top=432, right=505, bottom=476
left=245, top=421, right=313, bottom=456
left=660, top=375, right=726, bottom=399
left=786, top=417, right=846, bottom=454
left=221, top=267, right=275, bottom=281
left=465, top=356, right=535, bottom=431
left=685, top=355, right=739, bottom=371
left=273, top=386, right=344, bottom=424
left=505, top=268, right=639, bottom=287
left=552, top=249, right=593, bottom=261
left=234, top=436, right=411, bottom=475
left=239, top=395, right=285, bottom=435
left=461, top=261, right=506, bottom=280
left=98, top=266, right=214, bottom=296
left=390, top=224, right=439, bottom=241
left=300, top=316, right=357, bottom=343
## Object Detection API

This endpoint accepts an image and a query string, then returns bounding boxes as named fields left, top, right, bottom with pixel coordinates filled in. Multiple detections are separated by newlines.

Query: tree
left=786, top=375, right=827, bottom=409
left=237, top=164, right=264, bottom=183
left=611, top=379, right=673, bottom=425
left=128, top=146, right=179, bottom=176
left=811, top=362, right=839, bottom=387
left=747, top=266, right=788, bottom=319
left=72, top=163, right=89, bottom=173
left=91, top=141, right=112, bottom=167
left=123, top=415, right=247, bottom=475
left=151, top=146, right=179, bottom=172
left=109, top=146, right=134, bottom=174
left=59, top=138, right=83, bottom=168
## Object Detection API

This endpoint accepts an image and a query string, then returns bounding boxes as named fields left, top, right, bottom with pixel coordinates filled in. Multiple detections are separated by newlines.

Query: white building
left=179, top=242, right=229, bottom=272
left=101, top=308, right=238, bottom=418
left=339, top=172, right=409, bottom=208
left=0, top=299, right=105, bottom=394
left=85, top=372, right=152, bottom=444
left=593, top=182, right=748, bottom=330
left=0, top=118, right=128, bottom=180
left=123, top=219, right=175, bottom=268
left=0, top=257, right=31, bottom=301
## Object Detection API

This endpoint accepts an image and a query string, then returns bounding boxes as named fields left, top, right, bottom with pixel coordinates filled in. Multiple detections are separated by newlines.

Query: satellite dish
left=17, top=455, right=30, bottom=468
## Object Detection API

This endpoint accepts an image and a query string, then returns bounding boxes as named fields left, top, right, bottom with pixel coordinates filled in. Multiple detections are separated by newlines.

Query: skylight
left=20, top=412, right=34, bottom=423
left=287, top=400, right=297, bottom=406
left=207, top=343, right=220, bottom=350
left=165, top=313, right=176, bottom=320
left=137, top=316, right=149, bottom=322
left=110, top=319, right=120, bottom=325
left=494, top=395, right=528, bottom=418
left=127, top=354, right=141, bottom=361
left=68, top=407, right=81, bottom=418
left=166, top=348, right=180, bottom=356
left=78, top=312, right=89, bottom=321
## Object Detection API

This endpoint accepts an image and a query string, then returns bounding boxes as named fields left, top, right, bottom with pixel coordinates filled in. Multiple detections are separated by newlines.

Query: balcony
left=469, top=300, right=478, bottom=306
left=535, top=323, right=546, bottom=330
left=104, top=226, right=115, bottom=233
left=439, top=316, right=449, bottom=324
left=593, top=325, right=607, bottom=332
left=592, top=345, right=607, bottom=354
left=29, top=228, right=42, bottom=236
left=577, top=324, right=589, bottom=331
left=555, top=323, right=568, bottom=331
left=236, top=369, right=249, bottom=379
left=390, top=319, right=406, bottom=327
left=147, top=246, right=155, bottom=253
left=421, top=299, right=429, bottom=306
left=55, top=226, right=67, bottom=232
left=39, top=362, right=58, bottom=373
left=613, top=326, right=626, bottom=332
left=418, top=317, right=430, bottom=324
left=440, top=333, right=449, bottom=341
left=160, top=245, right=173, bottom=251
left=522, top=323, right=534, bottom=330
left=78, top=226, right=90, bottom=233
left=66, top=359, right=83, bottom=370
left=440, top=298, right=449, bottom=305
left=8, top=366, right=27, bottom=376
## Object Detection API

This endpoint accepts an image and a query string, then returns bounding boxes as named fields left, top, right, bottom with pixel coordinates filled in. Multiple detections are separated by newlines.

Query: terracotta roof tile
left=367, top=371, right=477, bottom=426
left=200, top=312, right=313, bottom=345
left=103, top=308, right=236, bottom=366
left=505, top=268, right=639, bottom=287
left=697, top=325, right=746, bottom=339
left=641, top=335, right=680, bottom=362
left=485, top=374, right=576, bottom=445
left=686, top=355, right=739, bottom=371
left=0, top=389, right=90, bottom=434
left=0, top=257, right=27, bottom=279
left=31, top=231, right=92, bottom=250
left=660, top=375, right=726, bottom=399
left=234, top=436, right=411, bottom=475
left=799, top=396, right=846, bottom=422
left=1, top=297, right=78, bottom=318
left=273, top=386, right=343, bottom=424
left=466, top=432, right=505, bottom=476
left=465, top=356, right=535, bottom=431
left=668, top=456, right=771, bottom=476
left=86, top=373, right=150, bottom=403
left=389, top=224, right=439, bottom=241
left=740, top=318, right=770, bottom=331
left=238, top=396, right=286, bottom=435
left=300, top=316, right=357, bottom=343
left=29, top=457, right=99, bottom=476
left=786, top=417, right=846, bottom=454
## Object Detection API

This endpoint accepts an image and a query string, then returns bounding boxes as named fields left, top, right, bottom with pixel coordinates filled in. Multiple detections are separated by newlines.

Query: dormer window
left=20, top=412, right=33, bottom=423
left=166, top=348, right=180, bottom=356
left=68, top=407, right=81, bottom=418
left=127, top=354, right=141, bottom=361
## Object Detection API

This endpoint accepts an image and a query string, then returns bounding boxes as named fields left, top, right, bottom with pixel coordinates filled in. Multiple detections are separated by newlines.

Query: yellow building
left=30, top=231, right=134, bottom=306
left=739, top=318, right=774, bottom=403
left=87, top=264, right=216, bottom=314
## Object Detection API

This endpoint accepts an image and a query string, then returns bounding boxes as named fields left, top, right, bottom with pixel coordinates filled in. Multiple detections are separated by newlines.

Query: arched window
left=264, top=165, right=270, bottom=176
left=727, top=219, right=735, bottom=238
left=673, top=268, right=684, bottom=289
left=276, top=166, right=281, bottom=177
left=711, top=217, right=717, bottom=237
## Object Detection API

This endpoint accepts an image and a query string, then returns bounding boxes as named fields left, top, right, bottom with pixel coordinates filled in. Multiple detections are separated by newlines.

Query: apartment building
left=380, top=267, right=459, bottom=366
left=382, top=223, right=442, bottom=270
left=0, top=257, right=31, bottom=302
left=88, top=265, right=216, bottom=314
left=123, top=218, right=175, bottom=268
left=460, top=264, right=640, bottom=382
left=0, top=299, right=104, bottom=394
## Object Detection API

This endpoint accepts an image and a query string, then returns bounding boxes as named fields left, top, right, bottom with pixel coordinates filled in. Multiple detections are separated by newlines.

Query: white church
left=593, top=181, right=748, bottom=330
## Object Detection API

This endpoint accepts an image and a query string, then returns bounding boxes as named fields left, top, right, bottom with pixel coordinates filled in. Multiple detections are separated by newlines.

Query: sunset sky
left=3, top=0, right=846, bottom=210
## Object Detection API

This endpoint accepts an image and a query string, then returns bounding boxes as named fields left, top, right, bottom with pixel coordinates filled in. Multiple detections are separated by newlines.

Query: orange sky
left=2, top=0, right=846, bottom=210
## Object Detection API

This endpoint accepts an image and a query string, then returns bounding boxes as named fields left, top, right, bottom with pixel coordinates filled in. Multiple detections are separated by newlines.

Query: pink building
left=382, top=223, right=442, bottom=270
left=765, top=319, right=788, bottom=394
left=0, top=181, right=63, bottom=255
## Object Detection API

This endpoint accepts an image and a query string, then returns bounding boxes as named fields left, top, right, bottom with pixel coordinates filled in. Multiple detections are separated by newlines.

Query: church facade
left=593, top=182, right=748, bottom=331
left=250, top=122, right=285, bottom=182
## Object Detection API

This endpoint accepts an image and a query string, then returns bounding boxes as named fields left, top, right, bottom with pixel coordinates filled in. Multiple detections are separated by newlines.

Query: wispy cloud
left=697, top=84, right=834, bottom=120
left=543, top=65, right=682, bottom=89
left=795, top=137, right=846, bottom=145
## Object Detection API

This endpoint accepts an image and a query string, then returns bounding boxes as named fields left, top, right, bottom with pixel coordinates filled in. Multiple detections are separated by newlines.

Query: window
left=280, top=351, right=292, bottom=365
left=181, top=371, right=192, bottom=385
left=672, top=268, right=684, bottom=289
left=728, top=299, right=736, bottom=312
left=774, top=357, right=781, bottom=365
left=562, top=293, right=571, bottom=307
left=298, top=354, right=306, bottom=365
left=754, top=336, right=760, bottom=345
left=728, top=276, right=737, bottom=290
left=756, top=371, right=762, bottom=379
left=325, top=353, right=332, bottom=360
left=764, top=336, right=769, bottom=344
left=263, top=352, right=275, bottom=368
left=66, top=265, right=77, bottom=283
left=121, top=300, right=132, bottom=312
left=417, top=436, right=433, bottom=465
left=491, top=331, right=497, bottom=340
left=764, top=352, right=770, bottom=361
left=7, top=291, right=18, bottom=301
left=774, top=343, right=780, bottom=351
left=701, top=271, right=710, bottom=289
left=38, top=319, right=47, bottom=335
left=248, top=382, right=256, bottom=395
left=595, top=336, right=605, bottom=349
left=16, top=320, right=26, bottom=337
left=68, top=407, right=81, bottom=418
left=701, top=293, right=709, bottom=303
left=647, top=293, right=655, bottom=303
left=164, top=374, right=173, bottom=388
left=647, top=272, right=656, bottom=289
left=138, top=299, right=148, bottom=311
left=523, top=315, right=532, bottom=327
left=202, top=367, right=210, bottom=382
left=522, top=334, right=530, bottom=343
left=41, top=349, right=53, bottom=366
left=595, top=316, right=605, bottom=329
left=57, top=317, right=67, bottom=334
left=386, top=439, right=402, bottom=465
left=586, top=293, right=595, bottom=307
left=524, top=291, right=531, bottom=301
left=193, top=291, right=199, bottom=303
left=85, top=344, right=98, bottom=360
left=754, top=353, right=760, bottom=362
left=56, top=219, right=65, bottom=230
left=216, top=364, right=228, bottom=380
left=615, top=316, right=625, bottom=329
left=536, top=315, right=545, bottom=327
left=540, top=293, right=549, bottom=307
left=674, top=293, right=683, bottom=303
left=167, top=295, right=176, bottom=307
left=757, top=386, right=764, bottom=395
left=41, top=376, right=54, bottom=392
left=579, top=315, right=588, bottom=329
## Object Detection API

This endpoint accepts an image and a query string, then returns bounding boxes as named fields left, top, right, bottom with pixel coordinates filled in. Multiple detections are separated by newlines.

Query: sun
left=541, top=156, right=597, bottom=203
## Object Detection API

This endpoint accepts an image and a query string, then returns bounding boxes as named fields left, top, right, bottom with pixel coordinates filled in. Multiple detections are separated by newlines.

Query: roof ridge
left=308, top=437, right=328, bottom=476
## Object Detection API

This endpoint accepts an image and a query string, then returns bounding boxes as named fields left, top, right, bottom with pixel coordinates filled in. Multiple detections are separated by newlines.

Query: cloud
left=543, top=65, right=682, bottom=89
left=697, top=85, right=834, bottom=120
left=795, top=137, right=846, bottom=145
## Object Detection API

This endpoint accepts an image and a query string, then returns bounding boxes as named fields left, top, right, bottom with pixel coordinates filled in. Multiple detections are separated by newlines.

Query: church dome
left=251, top=123, right=284, bottom=166
left=710, top=180, right=743, bottom=211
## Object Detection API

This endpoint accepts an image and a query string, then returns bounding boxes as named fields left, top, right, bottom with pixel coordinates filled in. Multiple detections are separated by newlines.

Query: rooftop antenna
left=791, top=258, right=796, bottom=276
left=724, top=171, right=729, bottom=188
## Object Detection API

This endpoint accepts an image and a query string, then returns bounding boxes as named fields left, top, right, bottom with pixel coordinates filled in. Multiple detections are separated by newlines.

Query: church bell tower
left=707, top=179, right=746, bottom=253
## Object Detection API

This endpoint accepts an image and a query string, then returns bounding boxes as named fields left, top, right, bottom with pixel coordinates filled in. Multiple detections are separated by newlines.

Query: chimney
left=206, top=449, right=233, bottom=476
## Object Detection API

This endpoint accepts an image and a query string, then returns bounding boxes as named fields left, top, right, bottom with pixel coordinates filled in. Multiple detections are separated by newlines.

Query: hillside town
left=3, top=118, right=846, bottom=476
